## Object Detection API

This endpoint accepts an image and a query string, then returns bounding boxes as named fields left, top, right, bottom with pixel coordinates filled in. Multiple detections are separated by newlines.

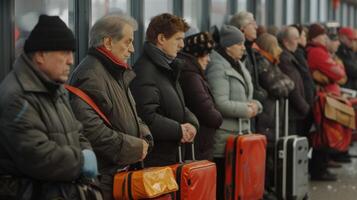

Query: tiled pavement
left=309, top=143, right=357, bottom=200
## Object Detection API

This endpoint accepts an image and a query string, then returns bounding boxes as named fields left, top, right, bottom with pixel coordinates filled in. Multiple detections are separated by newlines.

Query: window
left=144, top=0, right=173, bottom=31
left=319, top=0, right=327, bottom=22
left=183, top=0, right=203, bottom=31
left=349, top=6, right=354, bottom=27
left=237, top=0, right=247, bottom=13
left=91, top=0, right=129, bottom=26
left=342, top=3, right=348, bottom=26
left=14, top=0, right=74, bottom=58
left=255, top=0, right=266, bottom=25
left=210, top=0, right=228, bottom=28
left=309, top=0, right=318, bottom=22
left=286, top=0, right=294, bottom=25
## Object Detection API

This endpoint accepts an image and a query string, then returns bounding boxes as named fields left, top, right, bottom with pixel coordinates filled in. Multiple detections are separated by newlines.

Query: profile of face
left=197, top=54, right=211, bottom=70
left=158, top=31, right=185, bottom=58
left=287, top=28, right=300, bottom=52
left=35, top=50, right=74, bottom=83
left=104, top=23, right=135, bottom=62
left=242, top=19, right=257, bottom=41
left=226, top=42, right=246, bottom=61
left=327, top=39, right=341, bottom=54
left=341, top=36, right=354, bottom=49
left=299, top=31, right=307, bottom=47
left=315, top=34, right=329, bottom=47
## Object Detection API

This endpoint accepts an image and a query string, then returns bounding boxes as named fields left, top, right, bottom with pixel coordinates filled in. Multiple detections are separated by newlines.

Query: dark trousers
left=310, top=148, right=328, bottom=176
left=214, top=157, right=225, bottom=200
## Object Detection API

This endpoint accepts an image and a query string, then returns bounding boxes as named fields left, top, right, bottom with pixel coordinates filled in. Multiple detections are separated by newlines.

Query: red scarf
left=252, top=43, right=280, bottom=65
left=96, top=46, right=129, bottom=69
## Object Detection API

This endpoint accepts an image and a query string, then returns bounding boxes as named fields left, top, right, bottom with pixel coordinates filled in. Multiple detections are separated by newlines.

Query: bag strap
left=64, top=84, right=112, bottom=127
left=65, top=85, right=147, bottom=170
left=326, top=92, right=350, bottom=105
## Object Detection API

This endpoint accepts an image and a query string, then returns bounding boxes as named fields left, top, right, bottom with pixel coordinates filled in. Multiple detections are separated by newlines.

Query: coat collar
left=282, top=47, right=300, bottom=65
left=14, top=54, right=64, bottom=95
left=252, top=43, right=280, bottom=64
left=88, top=47, right=136, bottom=85
left=96, top=46, right=129, bottom=69
left=143, top=42, right=185, bottom=72
left=210, top=50, right=248, bottom=86
left=177, top=52, right=204, bottom=74
left=306, top=42, right=328, bottom=52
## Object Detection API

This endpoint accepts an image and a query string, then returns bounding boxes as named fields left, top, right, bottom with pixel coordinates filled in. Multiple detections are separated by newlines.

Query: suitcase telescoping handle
left=178, top=142, right=196, bottom=163
left=274, top=98, right=289, bottom=189
left=284, top=99, right=289, bottom=137
left=275, top=99, right=289, bottom=141
left=275, top=100, right=280, bottom=142
left=238, top=118, right=251, bottom=135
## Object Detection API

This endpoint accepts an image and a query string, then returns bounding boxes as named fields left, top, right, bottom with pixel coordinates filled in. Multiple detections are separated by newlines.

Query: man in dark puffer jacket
left=131, top=13, right=199, bottom=167
left=0, top=15, right=98, bottom=199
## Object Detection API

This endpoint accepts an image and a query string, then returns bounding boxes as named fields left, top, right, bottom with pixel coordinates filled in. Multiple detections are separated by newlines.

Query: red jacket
left=307, top=42, right=345, bottom=95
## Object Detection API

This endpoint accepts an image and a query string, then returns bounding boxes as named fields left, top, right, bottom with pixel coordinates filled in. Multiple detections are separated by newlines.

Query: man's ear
left=156, top=33, right=166, bottom=46
left=103, top=37, right=113, bottom=51
left=33, top=51, right=45, bottom=65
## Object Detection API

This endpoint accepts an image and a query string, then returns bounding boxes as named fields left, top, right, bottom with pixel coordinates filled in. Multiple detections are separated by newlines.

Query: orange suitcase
left=224, top=120, right=267, bottom=200
left=171, top=144, right=217, bottom=200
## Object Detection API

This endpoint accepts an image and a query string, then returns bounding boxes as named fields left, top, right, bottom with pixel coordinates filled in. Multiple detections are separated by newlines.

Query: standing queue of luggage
left=0, top=9, right=357, bottom=200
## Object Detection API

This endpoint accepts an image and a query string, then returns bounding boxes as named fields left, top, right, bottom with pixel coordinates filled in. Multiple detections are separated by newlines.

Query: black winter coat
left=178, top=52, right=222, bottom=160
left=69, top=48, right=151, bottom=197
left=244, top=41, right=268, bottom=102
left=131, top=42, right=199, bottom=166
left=294, top=46, right=316, bottom=106
left=337, top=43, right=357, bottom=90
left=279, top=49, right=310, bottom=122
left=0, top=54, right=91, bottom=199
left=255, top=53, right=294, bottom=140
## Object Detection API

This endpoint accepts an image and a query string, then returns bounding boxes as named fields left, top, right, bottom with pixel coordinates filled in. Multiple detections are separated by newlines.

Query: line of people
left=1, top=10, right=357, bottom=200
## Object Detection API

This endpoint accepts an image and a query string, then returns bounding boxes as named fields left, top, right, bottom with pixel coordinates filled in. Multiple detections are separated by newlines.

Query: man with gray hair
left=68, top=15, right=153, bottom=200
left=278, top=26, right=310, bottom=134
left=230, top=11, right=267, bottom=104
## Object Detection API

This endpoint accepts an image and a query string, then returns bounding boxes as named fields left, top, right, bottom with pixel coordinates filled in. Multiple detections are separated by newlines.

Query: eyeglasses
left=245, top=21, right=257, bottom=27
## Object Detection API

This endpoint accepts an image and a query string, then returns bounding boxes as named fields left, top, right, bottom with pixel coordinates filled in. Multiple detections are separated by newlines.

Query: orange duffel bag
left=113, top=167, right=178, bottom=200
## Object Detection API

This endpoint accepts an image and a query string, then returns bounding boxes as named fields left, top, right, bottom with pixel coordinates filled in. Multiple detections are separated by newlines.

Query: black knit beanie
left=24, top=15, right=75, bottom=53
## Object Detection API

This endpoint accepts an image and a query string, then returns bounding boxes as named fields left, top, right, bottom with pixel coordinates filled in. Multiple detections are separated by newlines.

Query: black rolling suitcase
left=275, top=99, right=309, bottom=200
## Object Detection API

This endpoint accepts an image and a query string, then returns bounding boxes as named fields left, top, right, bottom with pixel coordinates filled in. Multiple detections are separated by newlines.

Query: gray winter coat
left=206, top=50, right=262, bottom=158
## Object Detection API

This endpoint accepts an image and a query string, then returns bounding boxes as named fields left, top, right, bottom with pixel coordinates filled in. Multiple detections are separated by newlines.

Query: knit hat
left=339, top=27, right=357, bottom=40
left=183, top=32, right=215, bottom=57
left=24, top=15, right=75, bottom=53
left=308, top=23, right=326, bottom=41
left=219, top=25, right=245, bottom=48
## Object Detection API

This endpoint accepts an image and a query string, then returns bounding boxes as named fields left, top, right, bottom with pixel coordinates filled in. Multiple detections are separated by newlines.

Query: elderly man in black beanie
left=0, top=15, right=99, bottom=199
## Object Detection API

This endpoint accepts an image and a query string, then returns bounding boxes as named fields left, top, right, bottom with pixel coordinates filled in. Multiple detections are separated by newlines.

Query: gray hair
left=89, top=14, right=138, bottom=47
left=229, top=11, right=255, bottom=29
left=277, top=26, right=298, bottom=43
